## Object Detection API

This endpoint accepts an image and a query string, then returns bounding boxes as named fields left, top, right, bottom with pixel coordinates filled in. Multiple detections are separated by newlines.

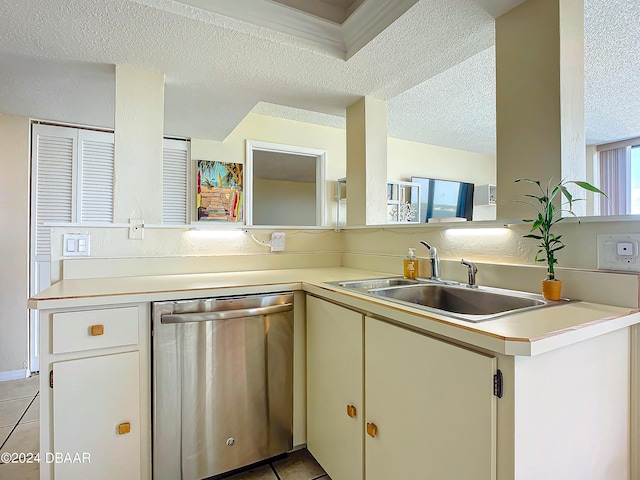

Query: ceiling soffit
left=270, top=0, right=365, bottom=24
left=168, top=0, right=419, bottom=59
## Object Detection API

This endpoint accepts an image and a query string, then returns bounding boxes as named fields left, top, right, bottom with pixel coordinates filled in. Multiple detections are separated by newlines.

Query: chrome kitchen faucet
left=420, top=241, right=441, bottom=280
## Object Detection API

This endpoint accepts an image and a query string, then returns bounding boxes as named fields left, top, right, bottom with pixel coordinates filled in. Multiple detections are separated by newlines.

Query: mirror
left=245, top=140, right=326, bottom=227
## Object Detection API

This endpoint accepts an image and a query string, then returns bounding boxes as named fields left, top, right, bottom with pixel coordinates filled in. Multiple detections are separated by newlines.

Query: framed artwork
left=196, top=160, right=243, bottom=222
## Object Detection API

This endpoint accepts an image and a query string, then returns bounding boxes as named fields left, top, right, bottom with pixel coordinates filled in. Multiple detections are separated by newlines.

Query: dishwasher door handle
left=161, top=303, right=293, bottom=324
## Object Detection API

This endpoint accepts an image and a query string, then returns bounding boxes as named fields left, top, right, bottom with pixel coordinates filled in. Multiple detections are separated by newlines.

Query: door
left=53, top=351, right=140, bottom=480
left=306, top=297, right=363, bottom=480
left=364, top=316, right=497, bottom=480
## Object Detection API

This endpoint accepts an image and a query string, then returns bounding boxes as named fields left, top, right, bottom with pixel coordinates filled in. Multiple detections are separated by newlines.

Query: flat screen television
left=411, top=177, right=475, bottom=222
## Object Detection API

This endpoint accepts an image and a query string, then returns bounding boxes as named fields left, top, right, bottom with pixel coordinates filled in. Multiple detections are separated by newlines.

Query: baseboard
left=0, top=369, right=29, bottom=382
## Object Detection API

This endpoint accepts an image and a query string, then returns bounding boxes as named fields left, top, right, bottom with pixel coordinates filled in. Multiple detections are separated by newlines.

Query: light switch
left=271, top=232, right=285, bottom=252
left=63, top=234, right=90, bottom=257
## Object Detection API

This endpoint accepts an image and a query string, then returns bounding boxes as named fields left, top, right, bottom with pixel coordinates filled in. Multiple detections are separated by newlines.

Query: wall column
left=346, top=97, right=388, bottom=226
left=0, top=114, right=30, bottom=375
left=496, top=0, right=586, bottom=219
left=113, top=65, right=165, bottom=224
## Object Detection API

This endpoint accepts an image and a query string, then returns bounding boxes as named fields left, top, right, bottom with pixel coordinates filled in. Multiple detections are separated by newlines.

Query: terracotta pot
left=541, top=279, right=562, bottom=301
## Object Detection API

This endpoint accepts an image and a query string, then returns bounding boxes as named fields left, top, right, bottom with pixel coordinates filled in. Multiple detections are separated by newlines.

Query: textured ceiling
left=0, top=0, right=637, bottom=156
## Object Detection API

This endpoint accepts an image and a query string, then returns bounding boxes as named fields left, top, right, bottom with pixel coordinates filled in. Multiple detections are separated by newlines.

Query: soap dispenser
left=403, top=248, right=418, bottom=279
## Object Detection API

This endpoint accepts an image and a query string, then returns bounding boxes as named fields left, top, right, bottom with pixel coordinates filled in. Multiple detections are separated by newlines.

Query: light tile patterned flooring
left=222, top=449, right=330, bottom=480
left=0, top=376, right=330, bottom=480
left=0, top=375, right=40, bottom=480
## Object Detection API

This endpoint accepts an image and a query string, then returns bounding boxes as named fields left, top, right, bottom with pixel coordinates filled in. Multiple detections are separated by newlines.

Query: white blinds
left=598, top=146, right=630, bottom=215
left=162, top=138, right=189, bottom=224
left=79, top=130, right=114, bottom=223
left=34, top=129, right=75, bottom=256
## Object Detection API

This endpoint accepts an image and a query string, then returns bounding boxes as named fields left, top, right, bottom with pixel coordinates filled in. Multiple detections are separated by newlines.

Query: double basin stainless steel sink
left=328, top=277, right=569, bottom=322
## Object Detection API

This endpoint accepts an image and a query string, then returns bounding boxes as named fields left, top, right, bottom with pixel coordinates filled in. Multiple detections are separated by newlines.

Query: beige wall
left=387, top=137, right=495, bottom=185
left=346, top=97, right=388, bottom=226
left=342, top=219, right=640, bottom=273
left=496, top=0, right=562, bottom=219
left=114, top=65, right=165, bottom=224
left=253, top=179, right=316, bottom=226
left=0, top=114, right=30, bottom=373
left=224, top=113, right=347, bottom=225
left=191, top=138, right=223, bottom=161
left=387, top=136, right=497, bottom=221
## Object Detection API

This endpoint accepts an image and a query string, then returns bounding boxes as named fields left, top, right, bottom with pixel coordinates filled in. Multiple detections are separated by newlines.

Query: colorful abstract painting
left=196, top=160, right=243, bottom=222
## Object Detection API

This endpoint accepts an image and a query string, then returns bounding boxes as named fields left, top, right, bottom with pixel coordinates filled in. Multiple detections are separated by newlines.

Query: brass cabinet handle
left=366, top=422, right=378, bottom=438
left=117, top=422, right=131, bottom=435
left=90, top=324, right=104, bottom=336
left=346, top=405, right=357, bottom=418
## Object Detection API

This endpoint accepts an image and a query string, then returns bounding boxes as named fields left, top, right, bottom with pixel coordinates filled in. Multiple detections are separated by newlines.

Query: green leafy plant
left=515, top=178, right=607, bottom=280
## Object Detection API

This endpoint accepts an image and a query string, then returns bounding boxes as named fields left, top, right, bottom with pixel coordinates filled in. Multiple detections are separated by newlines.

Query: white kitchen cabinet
left=306, top=296, right=497, bottom=480
left=39, top=304, right=150, bottom=480
left=365, top=316, right=496, bottom=480
left=306, top=296, right=363, bottom=480
left=52, top=352, right=140, bottom=480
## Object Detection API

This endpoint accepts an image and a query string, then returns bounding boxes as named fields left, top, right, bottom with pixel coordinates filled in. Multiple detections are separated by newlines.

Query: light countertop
left=29, top=267, right=640, bottom=356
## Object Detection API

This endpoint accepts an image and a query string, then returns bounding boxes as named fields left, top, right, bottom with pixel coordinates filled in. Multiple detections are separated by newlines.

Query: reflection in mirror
left=411, top=177, right=475, bottom=223
left=593, top=140, right=640, bottom=216
left=245, top=140, right=326, bottom=226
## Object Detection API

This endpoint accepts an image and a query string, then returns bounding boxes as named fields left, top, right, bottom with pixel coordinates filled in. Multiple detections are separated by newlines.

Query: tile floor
left=0, top=375, right=40, bottom=480
left=222, top=449, right=330, bottom=480
left=0, top=376, right=329, bottom=480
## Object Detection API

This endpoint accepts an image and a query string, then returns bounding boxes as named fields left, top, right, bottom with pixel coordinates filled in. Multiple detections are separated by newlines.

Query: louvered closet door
left=32, top=125, right=76, bottom=261
left=162, top=138, right=189, bottom=224
left=30, top=125, right=77, bottom=373
left=30, top=125, right=114, bottom=373
left=79, top=130, right=114, bottom=223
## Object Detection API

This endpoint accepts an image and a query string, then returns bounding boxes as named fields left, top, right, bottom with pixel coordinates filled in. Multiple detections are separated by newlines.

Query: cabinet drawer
left=52, top=307, right=139, bottom=354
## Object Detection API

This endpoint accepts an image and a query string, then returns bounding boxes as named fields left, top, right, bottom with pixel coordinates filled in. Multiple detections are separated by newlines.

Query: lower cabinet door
left=53, top=351, right=140, bottom=480
left=307, top=296, right=364, bottom=480
left=364, top=316, right=497, bottom=480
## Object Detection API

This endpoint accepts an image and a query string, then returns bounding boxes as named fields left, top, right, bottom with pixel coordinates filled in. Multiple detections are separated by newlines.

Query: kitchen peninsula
left=29, top=266, right=640, bottom=480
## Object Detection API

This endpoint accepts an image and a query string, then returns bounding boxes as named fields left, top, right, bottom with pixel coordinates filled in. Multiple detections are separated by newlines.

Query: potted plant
left=515, top=178, right=607, bottom=300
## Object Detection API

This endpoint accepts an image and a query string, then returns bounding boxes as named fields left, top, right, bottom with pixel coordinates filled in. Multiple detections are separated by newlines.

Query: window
left=631, top=146, right=640, bottom=214
left=597, top=142, right=640, bottom=215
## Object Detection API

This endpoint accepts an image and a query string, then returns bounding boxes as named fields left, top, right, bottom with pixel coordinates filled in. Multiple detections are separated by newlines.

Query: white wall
left=0, top=114, right=30, bottom=374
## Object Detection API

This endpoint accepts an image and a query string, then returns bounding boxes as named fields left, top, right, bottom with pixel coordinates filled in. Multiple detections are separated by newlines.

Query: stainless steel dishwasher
left=152, top=292, right=294, bottom=480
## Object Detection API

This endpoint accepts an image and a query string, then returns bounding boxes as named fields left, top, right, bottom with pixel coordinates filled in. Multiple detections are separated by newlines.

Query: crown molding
left=343, top=0, right=419, bottom=59
left=149, top=0, right=418, bottom=60
left=170, top=0, right=345, bottom=55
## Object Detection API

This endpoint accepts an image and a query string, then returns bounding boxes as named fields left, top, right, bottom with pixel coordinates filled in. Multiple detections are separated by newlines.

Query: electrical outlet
left=271, top=232, right=285, bottom=252
left=597, top=234, right=640, bottom=272
left=129, top=218, right=144, bottom=240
